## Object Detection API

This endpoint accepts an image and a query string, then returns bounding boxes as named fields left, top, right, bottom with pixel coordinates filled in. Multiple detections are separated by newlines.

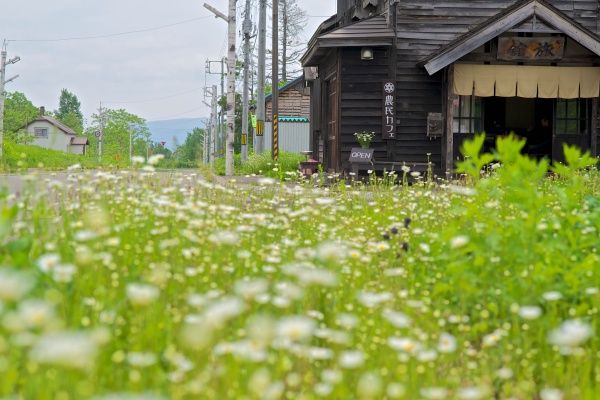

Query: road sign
left=94, top=131, right=101, bottom=138
left=161, top=142, right=166, bottom=147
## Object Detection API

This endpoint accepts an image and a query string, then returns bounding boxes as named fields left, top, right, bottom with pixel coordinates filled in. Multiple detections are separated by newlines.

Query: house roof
left=301, top=14, right=394, bottom=67
left=421, top=0, right=600, bottom=75
left=265, top=76, right=304, bottom=102
left=71, top=137, right=89, bottom=145
left=28, top=115, right=78, bottom=135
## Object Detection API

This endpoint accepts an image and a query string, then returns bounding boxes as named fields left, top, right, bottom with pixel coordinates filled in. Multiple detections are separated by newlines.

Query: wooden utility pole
left=241, top=0, right=252, bottom=163
left=272, top=0, right=279, bottom=161
left=203, top=2, right=236, bottom=175
left=255, top=0, right=267, bottom=153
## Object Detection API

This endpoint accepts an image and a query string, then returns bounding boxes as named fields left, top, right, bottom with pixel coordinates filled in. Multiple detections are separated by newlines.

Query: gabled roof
left=71, top=137, right=89, bottom=145
left=421, top=0, right=600, bottom=75
left=27, top=116, right=78, bottom=135
left=302, top=14, right=393, bottom=67
left=265, top=76, right=304, bottom=102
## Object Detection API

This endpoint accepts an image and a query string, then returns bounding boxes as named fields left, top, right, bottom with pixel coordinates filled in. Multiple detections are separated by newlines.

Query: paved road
left=0, top=169, right=207, bottom=200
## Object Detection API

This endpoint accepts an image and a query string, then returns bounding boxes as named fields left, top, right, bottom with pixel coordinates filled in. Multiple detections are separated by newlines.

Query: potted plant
left=354, top=131, right=375, bottom=149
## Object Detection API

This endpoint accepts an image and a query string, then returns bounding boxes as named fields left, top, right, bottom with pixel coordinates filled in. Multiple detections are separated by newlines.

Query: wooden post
left=445, top=64, right=456, bottom=176
left=592, top=97, right=598, bottom=158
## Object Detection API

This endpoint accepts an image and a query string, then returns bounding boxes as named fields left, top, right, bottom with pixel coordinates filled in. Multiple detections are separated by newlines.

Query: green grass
left=0, top=141, right=127, bottom=172
left=1, top=135, right=600, bottom=399
left=212, top=151, right=305, bottom=179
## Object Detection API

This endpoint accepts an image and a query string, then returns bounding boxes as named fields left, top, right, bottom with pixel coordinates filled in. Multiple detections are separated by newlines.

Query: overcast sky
left=1, top=0, right=335, bottom=126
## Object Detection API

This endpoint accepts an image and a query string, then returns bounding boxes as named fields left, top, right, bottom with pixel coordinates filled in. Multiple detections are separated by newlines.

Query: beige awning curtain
left=453, top=64, right=600, bottom=98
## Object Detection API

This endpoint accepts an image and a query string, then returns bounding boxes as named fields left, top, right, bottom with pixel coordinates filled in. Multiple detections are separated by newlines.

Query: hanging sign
left=498, top=37, right=565, bottom=61
left=382, top=80, right=396, bottom=140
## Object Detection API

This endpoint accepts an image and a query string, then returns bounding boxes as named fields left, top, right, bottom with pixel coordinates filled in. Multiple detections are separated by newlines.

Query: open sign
left=349, top=148, right=374, bottom=163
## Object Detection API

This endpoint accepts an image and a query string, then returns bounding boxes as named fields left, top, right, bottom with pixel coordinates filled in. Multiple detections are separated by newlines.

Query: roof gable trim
left=422, top=0, right=600, bottom=75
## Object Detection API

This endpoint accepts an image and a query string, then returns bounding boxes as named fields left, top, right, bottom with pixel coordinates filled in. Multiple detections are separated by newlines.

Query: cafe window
left=453, top=96, right=483, bottom=134
left=555, top=99, right=590, bottom=135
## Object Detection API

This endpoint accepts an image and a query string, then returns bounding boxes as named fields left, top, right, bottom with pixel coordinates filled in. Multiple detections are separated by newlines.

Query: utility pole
left=255, top=0, right=267, bottom=154
left=203, top=85, right=216, bottom=167
left=204, top=2, right=236, bottom=176
left=128, top=124, right=135, bottom=165
left=220, top=56, right=226, bottom=159
left=272, top=0, right=279, bottom=162
left=0, top=42, right=20, bottom=159
left=98, top=102, right=104, bottom=163
left=205, top=57, right=226, bottom=158
left=211, top=85, right=218, bottom=169
left=241, top=0, right=252, bottom=163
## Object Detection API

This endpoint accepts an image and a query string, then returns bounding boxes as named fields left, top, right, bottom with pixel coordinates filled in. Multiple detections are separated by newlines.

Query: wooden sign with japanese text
left=382, top=80, right=397, bottom=140
left=498, top=37, right=565, bottom=61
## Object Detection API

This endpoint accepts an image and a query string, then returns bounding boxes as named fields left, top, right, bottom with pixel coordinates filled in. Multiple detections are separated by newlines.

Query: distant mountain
left=145, top=118, right=208, bottom=150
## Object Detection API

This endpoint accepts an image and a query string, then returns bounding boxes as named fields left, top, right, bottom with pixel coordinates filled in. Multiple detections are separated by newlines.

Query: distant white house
left=23, top=107, right=89, bottom=155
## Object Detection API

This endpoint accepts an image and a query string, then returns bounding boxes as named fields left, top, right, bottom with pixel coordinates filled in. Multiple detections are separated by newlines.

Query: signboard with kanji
left=382, top=80, right=396, bottom=140
left=498, top=37, right=565, bottom=61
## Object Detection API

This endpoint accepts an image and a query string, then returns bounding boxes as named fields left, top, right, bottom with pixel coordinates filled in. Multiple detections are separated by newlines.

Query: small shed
left=70, top=137, right=89, bottom=155
left=265, top=77, right=310, bottom=121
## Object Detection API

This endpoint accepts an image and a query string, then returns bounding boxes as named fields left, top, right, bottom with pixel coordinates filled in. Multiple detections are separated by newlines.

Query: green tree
left=150, top=141, right=172, bottom=158
left=84, top=109, right=150, bottom=161
left=55, top=89, right=83, bottom=133
left=175, top=128, right=206, bottom=164
left=3, top=92, right=39, bottom=136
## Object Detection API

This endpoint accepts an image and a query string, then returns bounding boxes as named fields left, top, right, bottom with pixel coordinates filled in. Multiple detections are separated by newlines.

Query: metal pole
left=255, top=0, right=267, bottom=153
left=129, top=125, right=133, bottom=165
left=211, top=84, right=218, bottom=169
left=0, top=49, right=6, bottom=159
left=241, top=0, right=252, bottom=162
left=221, top=57, right=226, bottom=158
left=272, top=0, right=279, bottom=162
left=98, top=102, right=103, bottom=163
left=0, top=43, right=20, bottom=159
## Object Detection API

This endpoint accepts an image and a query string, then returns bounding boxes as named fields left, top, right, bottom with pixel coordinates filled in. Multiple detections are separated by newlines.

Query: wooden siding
left=266, top=88, right=310, bottom=120
left=339, top=47, right=391, bottom=170
left=311, top=49, right=339, bottom=165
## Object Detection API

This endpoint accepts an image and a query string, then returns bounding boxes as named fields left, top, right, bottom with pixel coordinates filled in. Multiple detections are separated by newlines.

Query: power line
left=103, top=87, right=203, bottom=104
left=7, top=16, right=213, bottom=43
left=146, top=107, right=205, bottom=121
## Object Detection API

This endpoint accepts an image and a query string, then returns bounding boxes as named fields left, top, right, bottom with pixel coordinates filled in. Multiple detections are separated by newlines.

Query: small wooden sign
left=382, top=80, right=397, bottom=140
left=349, top=148, right=374, bottom=163
left=498, top=37, right=565, bottom=61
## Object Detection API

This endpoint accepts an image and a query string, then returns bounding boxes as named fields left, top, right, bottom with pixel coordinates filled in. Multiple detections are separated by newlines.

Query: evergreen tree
left=55, top=89, right=84, bottom=133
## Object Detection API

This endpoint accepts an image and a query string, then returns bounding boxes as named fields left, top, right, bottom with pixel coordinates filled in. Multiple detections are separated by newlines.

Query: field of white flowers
left=1, top=136, right=599, bottom=400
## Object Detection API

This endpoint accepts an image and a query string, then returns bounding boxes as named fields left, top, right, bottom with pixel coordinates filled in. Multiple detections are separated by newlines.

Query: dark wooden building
left=301, top=0, right=600, bottom=175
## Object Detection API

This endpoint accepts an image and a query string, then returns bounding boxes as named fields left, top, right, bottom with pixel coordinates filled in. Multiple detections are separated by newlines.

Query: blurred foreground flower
left=548, top=319, right=593, bottom=348
left=0, top=269, right=35, bottom=301
left=126, top=283, right=160, bottom=306
left=29, top=331, right=99, bottom=369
